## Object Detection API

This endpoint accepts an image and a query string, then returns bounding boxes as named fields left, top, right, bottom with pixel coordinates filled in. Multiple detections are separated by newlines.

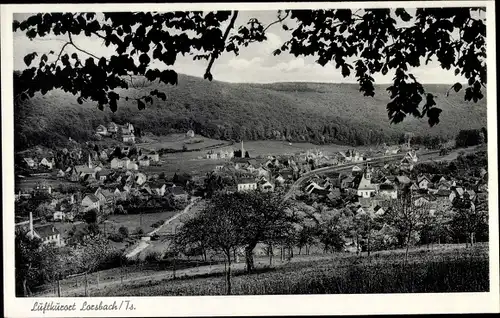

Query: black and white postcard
left=2, top=1, right=499, bottom=317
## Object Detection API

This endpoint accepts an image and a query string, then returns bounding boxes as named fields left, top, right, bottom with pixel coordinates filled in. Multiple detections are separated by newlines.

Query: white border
left=2, top=1, right=499, bottom=317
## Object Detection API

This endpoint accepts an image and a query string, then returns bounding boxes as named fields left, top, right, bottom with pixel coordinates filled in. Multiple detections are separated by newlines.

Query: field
left=106, top=210, right=180, bottom=234
left=237, top=140, right=357, bottom=157
left=137, top=133, right=232, bottom=151
left=95, top=243, right=488, bottom=296
left=37, top=243, right=488, bottom=297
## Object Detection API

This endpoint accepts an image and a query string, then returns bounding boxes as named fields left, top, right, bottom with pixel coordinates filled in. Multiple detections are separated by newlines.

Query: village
left=14, top=119, right=488, bottom=257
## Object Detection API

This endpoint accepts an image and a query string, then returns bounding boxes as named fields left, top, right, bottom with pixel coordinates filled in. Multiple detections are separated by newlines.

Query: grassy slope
left=15, top=74, right=487, bottom=150
left=47, top=243, right=487, bottom=296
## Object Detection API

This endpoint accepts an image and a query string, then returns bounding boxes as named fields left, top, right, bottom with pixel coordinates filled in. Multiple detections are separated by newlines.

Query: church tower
left=364, top=162, right=372, bottom=180
left=88, top=154, right=93, bottom=169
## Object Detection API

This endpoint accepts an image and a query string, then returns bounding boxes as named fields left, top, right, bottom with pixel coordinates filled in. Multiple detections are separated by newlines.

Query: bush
left=134, top=227, right=144, bottom=235
left=145, top=251, right=163, bottom=263
left=118, top=226, right=129, bottom=237
left=108, top=233, right=124, bottom=242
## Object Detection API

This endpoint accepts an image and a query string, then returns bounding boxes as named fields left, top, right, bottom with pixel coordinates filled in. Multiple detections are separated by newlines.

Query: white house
left=26, top=213, right=62, bottom=247
left=357, top=169, right=376, bottom=198
left=81, top=194, right=100, bottom=212
left=110, top=158, right=124, bottom=169
left=127, top=161, right=139, bottom=170
left=96, top=124, right=108, bottom=136
left=123, top=134, right=136, bottom=143
left=418, top=175, right=431, bottom=190
left=237, top=178, right=257, bottom=192
left=24, top=157, right=37, bottom=168
left=139, top=156, right=150, bottom=167
left=206, top=151, right=218, bottom=159
left=135, top=172, right=147, bottom=185
left=39, top=157, right=53, bottom=169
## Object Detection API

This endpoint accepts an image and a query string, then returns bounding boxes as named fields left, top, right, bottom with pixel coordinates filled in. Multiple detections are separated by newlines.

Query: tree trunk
left=245, top=243, right=256, bottom=273
left=298, top=246, right=302, bottom=255
left=367, top=234, right=371, bottom=257
left=405, top=229, right=412, bottom=264
left=225, top=252, right=232, bottom=295
left=269, top=244, right=273, bottom=266
left=23, top=279, right=28, bottom=297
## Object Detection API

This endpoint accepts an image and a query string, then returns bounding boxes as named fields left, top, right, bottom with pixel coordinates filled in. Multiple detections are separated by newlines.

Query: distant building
left=26, top=213, right=62, bottom=247
left=107, top=122, right=119, bottom=134
left=81, top=194, right=100, bottom=212
left=123, top=134, right=136, bottom=143
left=96, top=124, right=108, bottom=136
left=237, top=178, right=257, bottom=192
left=186, top=130, right=195, bottom=138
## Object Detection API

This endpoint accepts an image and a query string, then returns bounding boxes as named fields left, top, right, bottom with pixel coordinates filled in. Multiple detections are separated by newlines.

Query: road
left=125, top=197, right=201, bottom=260
left=283, top=149, right=445, bottom=201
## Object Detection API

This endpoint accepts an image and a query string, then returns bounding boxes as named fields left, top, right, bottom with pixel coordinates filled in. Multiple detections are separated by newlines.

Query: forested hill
left=14, top=73, right=486, bottom=150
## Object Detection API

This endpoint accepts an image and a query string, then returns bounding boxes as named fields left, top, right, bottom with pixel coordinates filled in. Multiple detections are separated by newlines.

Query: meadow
left=106, top=210, right=179, bottom=234
left=86, top=243, right=488, bottom=296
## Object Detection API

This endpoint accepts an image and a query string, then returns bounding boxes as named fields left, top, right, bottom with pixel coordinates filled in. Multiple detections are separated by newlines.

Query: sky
left=13, top=10, right=470, bottom=84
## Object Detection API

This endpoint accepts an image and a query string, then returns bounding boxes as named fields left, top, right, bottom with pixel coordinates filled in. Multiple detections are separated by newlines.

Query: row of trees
left=455, top=128, right=487, bottom=148
left=173, top=187, right=488, bottom=295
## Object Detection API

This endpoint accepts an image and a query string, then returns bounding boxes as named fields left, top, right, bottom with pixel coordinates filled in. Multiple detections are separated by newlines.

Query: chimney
left=29, top=212, right=34, bottom=237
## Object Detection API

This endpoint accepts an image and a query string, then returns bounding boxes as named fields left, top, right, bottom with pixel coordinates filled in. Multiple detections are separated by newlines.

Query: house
left=418, top=175, right=431, bottom=190
left=410, top=182, right=419, bottom=191
left=148, top=151, right=160, bottom=162
left=139, top=156, right=150, bottom=167
left=186, top=130, right=195, bottom=138
left=56, top=169, right=66, bottom=178
left=258, top=179, right=275, bottom=192
left=150, top=182, right=167, bottom=196
left=34, top=182, right=52, bottom=195
left=110, top=158, right=124, bottom=169
left=237, top=178, right=257, bottom=192
left=39, top=157, right=54, bottom=169
left=135, top=172, right=147, bottom=185
left=107, top=122, right=119, bottom=134
left=127, top=161, right=139, bottom=170
left=96, top=124, right=108, bottom=136
left=23, top=157, right=37, bottom=168
left=26, top=213, right=62, bottom=246
left=206, top=151, right=218, bottom=159
left=81, top=194, right=100, bottom=212
left=170, top=186, right=189, bottom=200
left=97, top=169, right=112, bottom=182
left=73, top=165, right=96, bottom=180
left=123, top=134, right=136, bottom=143
left=357, top=172, right=376, bottom=198
left=379, top=183, right=397, bottom=199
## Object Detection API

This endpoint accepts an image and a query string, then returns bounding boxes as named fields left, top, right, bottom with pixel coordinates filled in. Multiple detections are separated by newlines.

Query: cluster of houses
left=301, top=157, right=488, bottom=218
left=96, top=122, right=136, bottom=144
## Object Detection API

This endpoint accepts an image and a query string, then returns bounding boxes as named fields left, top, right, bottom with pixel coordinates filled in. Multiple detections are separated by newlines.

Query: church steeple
left=88, top=153, right=93, bottom=169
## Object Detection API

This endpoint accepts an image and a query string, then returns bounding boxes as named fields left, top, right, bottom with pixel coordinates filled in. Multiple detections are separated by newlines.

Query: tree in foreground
left=389, top=190, right=430, bottom=263
left=176, top=190, right=296, bottom=294
left=14, top=8, right=485, bottom=127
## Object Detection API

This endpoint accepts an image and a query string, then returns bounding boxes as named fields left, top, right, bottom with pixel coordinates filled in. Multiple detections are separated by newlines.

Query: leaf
left=139, top=53, right=151, bottom=65
left=23, top=53, right=37, bottom=67
left=452, top=82, right=462, bottom=92
left=137, top=99, right=145, bottom=110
